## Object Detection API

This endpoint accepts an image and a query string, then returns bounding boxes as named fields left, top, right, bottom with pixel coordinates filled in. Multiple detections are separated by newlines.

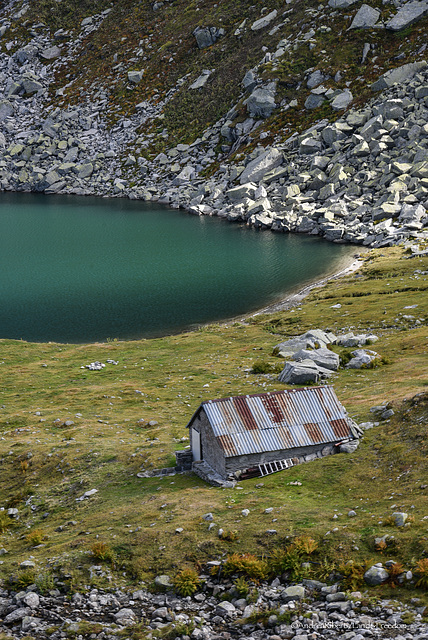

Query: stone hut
left=185, top=386, right=358, bottom=484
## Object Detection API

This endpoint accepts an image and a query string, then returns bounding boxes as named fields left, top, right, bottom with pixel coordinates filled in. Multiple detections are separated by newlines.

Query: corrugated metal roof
left=193, top=386, right=353, bottom=458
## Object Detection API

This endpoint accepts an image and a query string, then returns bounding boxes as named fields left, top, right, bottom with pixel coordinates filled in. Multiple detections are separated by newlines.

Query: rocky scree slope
left=0, top=0, right=427, bottom=248
left=0, top=576, right=427, bottom=639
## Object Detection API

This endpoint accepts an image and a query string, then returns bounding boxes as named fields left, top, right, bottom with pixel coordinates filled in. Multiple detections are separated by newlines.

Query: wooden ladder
left=258, top=458, right=294, bottom=477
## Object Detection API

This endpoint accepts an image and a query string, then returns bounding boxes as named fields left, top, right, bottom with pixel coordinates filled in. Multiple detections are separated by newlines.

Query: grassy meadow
left=0, top=245, right=427, bottom=602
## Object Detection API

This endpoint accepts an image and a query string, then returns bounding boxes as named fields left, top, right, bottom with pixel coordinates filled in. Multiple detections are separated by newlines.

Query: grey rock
left=14, top=45, right=38, bottom=64
left=339, top=439, right=360, bottom=453
left=22, top=592, right=39, bottom=609
left=305, top=93, right=326, bottom=110
left=21, top=73, right=43, bottom=95
left=278, top=359, right=332, bottom=385
left=392, top=511, right=408, bottom=526
left=282, top=585, right=305, bottom=602
left=40, top=45, right=62, bottom=60
left=371, top=61, right=427, bottom=91
left=274, top=330, right=335, bottom=357
left=154, top=574, right=172, bottom=588
left=386, top=1, right=428, bottom=31
left=115, top=608, right=136, bottom=624
left=77, top=163, right=94, bottom=179
left=331, top=89, right=353, bottom=110
left=364, top=565, right=389, bottom=585
left=21, top=616, right=41, bottom=632
left=345, top=348, right=379, bottom=368
left=226, top=182, right=257, bottom=200
left=193, top=26, right=224, bottom=49
left=242, top=70, right=257, bottom=92
left=292, top=348, right=340, bottom=371
left=300, top=137, right=323, bottom=154
left=189, top=69, right=212, bottom=90
left=307, top=70, right=328, bottom=89
left=128, top=70, right=144, bottom=84
left=4, top=608, right=31, bottom=623
left=216, top=601, right=236, bottom=617
left=349, top=4, right=381, bottom=29
left=336, top=332, right=378, bottom=347
left=20, top=560, right=35, bottom=568
left=251, top=10, right=278, bottom=31
left=246, top=85, right=277, bottom=118
left=239, top=148, right=282, bottom=184
left=328, top=0, right=359, bottom=7
left=0, top=100, right=13, bottom=121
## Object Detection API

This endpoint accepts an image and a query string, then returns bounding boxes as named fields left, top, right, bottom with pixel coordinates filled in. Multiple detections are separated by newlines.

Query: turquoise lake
left=0, top=193, right=352, bottom=343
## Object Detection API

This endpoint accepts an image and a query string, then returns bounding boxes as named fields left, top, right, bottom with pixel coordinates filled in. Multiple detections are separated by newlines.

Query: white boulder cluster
left=273, top=329, right=380, bottom=384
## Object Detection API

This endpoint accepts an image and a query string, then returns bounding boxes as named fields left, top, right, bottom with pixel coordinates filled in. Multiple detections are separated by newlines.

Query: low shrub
left=90, top=541, right=114, bottom=563
left=35, top=571, right=55, bottom=594
left=0, top=511, right=12, bottom=533
left=414, top=558, right=428, bottom=590
left=234, top=576, right=249, bottom=597
left=387, top=561, right=405, bottom=587
left=252, top=360, right=283, bottom=374
left=223, top=553, right=268, bottom=582
left=219, top=529, right=238, bottom=542
left=8, top=569, right=37, bottom=590
left=290, top=534, right=318, bottom=556
left=172, top=567, right=200, bottom=596
left=267, top=548, right=303, bottom=581
left=337, top=560, right=367, bottom=591
left=26, top=529, right=45, bottom=546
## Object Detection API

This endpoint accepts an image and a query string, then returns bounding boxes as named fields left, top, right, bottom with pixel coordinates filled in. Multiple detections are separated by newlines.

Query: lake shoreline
left=249, top=249, right=365, bottom=317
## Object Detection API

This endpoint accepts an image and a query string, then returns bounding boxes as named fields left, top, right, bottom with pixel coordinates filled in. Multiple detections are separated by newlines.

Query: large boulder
left=239, top=148, right=282, bottom=184
left=292, top=348, right=340, bottom=371
left=245, top=85, right=276, bottom=119
left=193, top=26, right=224, bottom=48
left=226, top=182, right=257, bottom=200
left=282, top=585, right=306, bottom=602
left=386, top=1, right=428, bottom=30
left=339, top=439, right=360, bottom=453
left=21, top=73, right=43, bottom=95
left=251, top=10, right=278, bottom=30
left=273, top=330, right=335, bottom=357
left=364, top=564, right=389, bottom=586
left=336, top=332, right=378, bottom=347
left=371, top=61, right=427, bottom=91
left=278, top=360, right=332, bottom=385
left=331, top=90, right=353, bottom=111
left=392, top=512, right=408, bottom=526
left=345, top=349, right=379, bottom=369
left=349, top=4, right=380, bottom=28
left=40, top=45, right=62, bottom=60
left=128, top=70, right=144, bottom=84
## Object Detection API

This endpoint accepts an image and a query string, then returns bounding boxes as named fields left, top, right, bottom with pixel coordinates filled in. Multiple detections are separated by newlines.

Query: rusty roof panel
left=233, top=395, right=259, bottom=430
left=304, top=423, right=324, bottom=443
left=330, top=418, right=352, bottom=439
left=217, top=434, right=238, bottom=456
left=200, top=387, right=354, bottom=458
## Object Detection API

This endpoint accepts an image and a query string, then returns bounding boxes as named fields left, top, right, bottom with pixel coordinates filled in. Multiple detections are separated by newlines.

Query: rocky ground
left=0, top=570, right=427, bottom=639
left=0, top=0, right=427, bottom=248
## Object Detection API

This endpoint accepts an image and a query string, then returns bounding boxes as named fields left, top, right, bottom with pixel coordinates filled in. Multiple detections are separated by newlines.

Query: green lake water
left=0, top=192, right=352, bottom=343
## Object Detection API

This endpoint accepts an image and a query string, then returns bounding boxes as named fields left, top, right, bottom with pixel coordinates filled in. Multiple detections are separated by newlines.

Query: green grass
left=0, top=247, right=427, bottom=604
